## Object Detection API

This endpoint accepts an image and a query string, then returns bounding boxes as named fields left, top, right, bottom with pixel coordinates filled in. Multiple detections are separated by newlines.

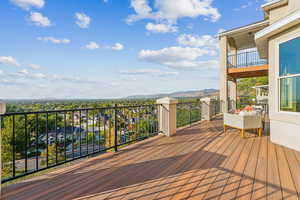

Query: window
left=279, top=37, right=300, bottom=112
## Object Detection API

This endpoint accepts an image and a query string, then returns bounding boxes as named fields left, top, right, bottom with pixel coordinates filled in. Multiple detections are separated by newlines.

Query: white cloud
left=138, top=46, right=217, bottom=70
left=177, top=34, right=218, bottom=49
left=37, top=37, right=71, bottom=44
left=75, top=12, right=91, bottom=28
left=18, top=69, right=29, bottom=75
left=111, top=43, right=124, bottom=51
left=33, top=73, right=47, bottom=79
left=14, top=70, right=46, bottom=79
left=165, top=60, right=218, bottom=70
left=0, top=70, right=4, bottom=75
left=29, top=12, right=51, bottom=27
left=146, top=23, right=178, bottom=33
left=120, top=69, right=178, bottom=76
left=139, top=46, right=214, bottom=62
left=127, top=0, right=221, bottom=24
left=29, top=64, right=42, bottom=70
left=0, top=56, right=20, bottom=66
left=84, top=42, right=100, bottom=50
left=127, top=0, right=153, bottom=23
left=10, top=0, right=44, bottom=10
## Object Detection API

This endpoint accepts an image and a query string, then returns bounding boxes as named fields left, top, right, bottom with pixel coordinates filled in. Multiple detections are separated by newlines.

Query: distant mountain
left=126, top=89, right=219, bottom=99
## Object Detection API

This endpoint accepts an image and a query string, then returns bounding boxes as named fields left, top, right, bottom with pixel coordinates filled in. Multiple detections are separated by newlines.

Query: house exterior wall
left=289, top=0, right=300, bottom=13
left=268, top=24, right=300, bottom=151
left=269, top=4, right=289, bottom=24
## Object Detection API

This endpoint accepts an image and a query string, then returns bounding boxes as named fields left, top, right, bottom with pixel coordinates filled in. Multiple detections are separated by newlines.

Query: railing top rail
left=227, top=50, right=261, bottom=57
left=0, top=104, right=161, bottom=116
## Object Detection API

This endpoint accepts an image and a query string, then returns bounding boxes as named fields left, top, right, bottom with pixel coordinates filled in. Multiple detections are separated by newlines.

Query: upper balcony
left=227, top=50, right=269, bottom=79
left=219, top=20, right=270, bottom=79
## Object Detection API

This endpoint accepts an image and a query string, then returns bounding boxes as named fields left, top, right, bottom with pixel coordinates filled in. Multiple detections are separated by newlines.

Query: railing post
left=0, top=101, right=6, bottom=195
left=156, top=97, right=178, bottom=137
left=189, top=104, right=192, bottom=127
left=114, top=104, right=118, bottom=152
left=201, top=98, right=215, bottom=121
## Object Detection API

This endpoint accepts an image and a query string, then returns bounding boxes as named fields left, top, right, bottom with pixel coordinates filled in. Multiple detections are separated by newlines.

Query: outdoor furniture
left=223, top=112, right=263, bottom=137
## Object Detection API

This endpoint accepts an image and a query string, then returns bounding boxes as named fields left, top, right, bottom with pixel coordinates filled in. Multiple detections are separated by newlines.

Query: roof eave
left=218, top=20, right=269, bottom=38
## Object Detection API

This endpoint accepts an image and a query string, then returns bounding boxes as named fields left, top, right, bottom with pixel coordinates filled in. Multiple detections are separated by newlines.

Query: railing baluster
left=147, top=106, right=150, bottom=137
left=55, top=112, right=58, bottom=164
left=79, top=110, right=82, bottom=157
left=98, top=109, right=101, bottom=151
left=103, top=112, right=106, bottom=150
left=114, top=104, right=118, bottom=152
left=24, top=114, right=28, bottom=173
left=86, top=110, right=88, bottom=155
left=36, top=114, right=39, bottom=170
left=72, top=111, right=74, bottom=160
left=64, top=112, right=67, bottom=161
left=92, top=111, right=95, bottom=153
left=46, top=113, right=49, bottom=167
left=189, top=104, right=192, bottom=126
left=12, top=115, right=16, bottom=178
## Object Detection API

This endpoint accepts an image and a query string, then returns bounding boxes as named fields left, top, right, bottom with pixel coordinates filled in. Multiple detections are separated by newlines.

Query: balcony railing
left=0, top=104, right=160, bottom=183
left=0, top=100, right=221, bottom=183
left=176, top=102, right=202, bottom=128
left=176, top=101, right=221, bottom=128
left=227, top=50, right=268, bottom=68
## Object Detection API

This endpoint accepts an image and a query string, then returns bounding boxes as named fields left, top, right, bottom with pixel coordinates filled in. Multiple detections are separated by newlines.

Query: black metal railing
left=227, top=50, right=268, bottom=68
left=0, top=104, right=159, bottom=183
left=176, top=101, right=202, bottom=128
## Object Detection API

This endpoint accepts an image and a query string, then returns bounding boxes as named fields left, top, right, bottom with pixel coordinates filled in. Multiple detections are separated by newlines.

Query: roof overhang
left=255, top=9, right=300, bottom=58
left=218, top=20, right=269, bottom=38
left=218, top=20, right=269, bottom=50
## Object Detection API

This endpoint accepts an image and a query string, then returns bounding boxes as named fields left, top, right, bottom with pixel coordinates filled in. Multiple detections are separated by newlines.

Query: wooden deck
left=2, top=116, right=300, bottom=200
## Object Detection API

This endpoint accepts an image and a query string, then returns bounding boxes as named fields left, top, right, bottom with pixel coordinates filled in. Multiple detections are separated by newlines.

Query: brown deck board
left=2, top=116, right=300, bottom=200
left=235, top=133, right=262, bottom=200
left=267, top=139, right=283, bottom=200
left=218, top=134, right=255, bottom=200
left=202, top=132, right=247, bottom=200
left=115, top=123, right=222, bottom=200
left=157, top=129, right=236, bottom=200
left=185, top=133, right=239, bottom=199
left=251, top=136, right=268, bottom=200
left=284, top=148, right=300, bottom=198
left=126, top=122, right=224, bottom=200
left=276, top=145, right=299, bottom=199
left=167, top=129, right=231, bottom=200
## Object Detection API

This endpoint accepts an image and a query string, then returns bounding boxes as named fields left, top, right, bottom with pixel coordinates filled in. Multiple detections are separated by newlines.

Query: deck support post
left=220, top=35, right=229, bottom=113
left=0, top=101, right=6, bottom=196
left=156, top=97, right=178, bottom=137
left=201, top=98, right=216, bottom=121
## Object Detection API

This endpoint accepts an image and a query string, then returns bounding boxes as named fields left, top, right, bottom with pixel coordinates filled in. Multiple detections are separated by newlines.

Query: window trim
left=278, top=75, right=300, bottom=112
left=277, top=36, right=300, bottom=113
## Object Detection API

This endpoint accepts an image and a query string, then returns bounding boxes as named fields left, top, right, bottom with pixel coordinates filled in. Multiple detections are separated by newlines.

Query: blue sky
left=0, top=0, right=267, bottom=99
